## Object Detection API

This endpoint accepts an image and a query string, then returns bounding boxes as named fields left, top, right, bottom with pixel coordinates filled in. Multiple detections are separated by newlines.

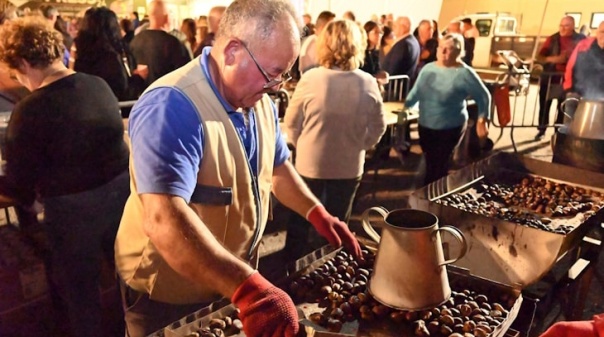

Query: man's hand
left=307, top=205, right=362, bottom=259
left=476, top=117, right=489, bottom=139
left=232, top=272, right=299, bottom=337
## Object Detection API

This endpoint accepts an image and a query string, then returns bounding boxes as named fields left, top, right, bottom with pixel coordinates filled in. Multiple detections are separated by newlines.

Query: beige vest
left=115, top=58, right=276, bottom=304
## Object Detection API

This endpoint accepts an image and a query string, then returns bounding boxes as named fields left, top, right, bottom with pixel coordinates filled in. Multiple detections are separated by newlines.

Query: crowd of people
left=0, top=1, right=603, bottom=337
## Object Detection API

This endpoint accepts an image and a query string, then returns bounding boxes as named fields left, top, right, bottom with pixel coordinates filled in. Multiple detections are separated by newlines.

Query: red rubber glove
left=231, top=271, right=299, bottom=337
left=539, top=320, right=596, bottom=337
left=307, top=204, right=362, bottom=260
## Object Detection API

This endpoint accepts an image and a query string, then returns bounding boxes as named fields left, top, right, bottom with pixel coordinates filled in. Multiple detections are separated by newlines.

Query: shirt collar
left=200, top=46, right=239, bottom=114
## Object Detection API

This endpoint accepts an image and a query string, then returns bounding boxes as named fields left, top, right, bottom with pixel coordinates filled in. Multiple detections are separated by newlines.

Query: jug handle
left=361, top=206, right=389, bottom=244
left=435, top=226, right=468, bottom=266
left=561, top=97, right=579, bottom=119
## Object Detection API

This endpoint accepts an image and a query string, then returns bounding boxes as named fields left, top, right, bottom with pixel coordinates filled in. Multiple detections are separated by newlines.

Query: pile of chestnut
left=435, top=176, right=604, bottom=234
left=287, top=249, right=516, bottom=337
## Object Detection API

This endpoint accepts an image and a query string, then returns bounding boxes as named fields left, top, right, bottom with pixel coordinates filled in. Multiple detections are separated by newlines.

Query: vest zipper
left=235, top=109, right=263, bottom=259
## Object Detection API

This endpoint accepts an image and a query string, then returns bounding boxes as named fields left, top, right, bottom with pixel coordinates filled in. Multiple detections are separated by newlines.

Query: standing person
left=379, top=25, right=394, bottom=67
left=298, top=10, right=335, bottom=74
left=403, top=33, right=490, bottom=185
left=114, top=1, right=362, bottom=336
left=73, top=7, right=147, bottom=104
left=192, top=6, right=226, bottom=57
left=413, top=19, right=438, bottom=74
left=129, top=0, right=190, bottom=88
left=180, top=18, right=197, bottom=58
left=564, top=21, right=604, bottom=99
left=302, top=13, right=314, bottom=38
left=447, top=20, right=474, bottom=66
left=432, top=19, right=441, bottom=39
left=40, top=5, right=70, bottom=66
left=130, top=11, right=140, bottom=30
left=382, top=16, right=420, bottom=85
left=534, top=15, right=585, bottom=140
left=120, top=18, right=135, bottom=44
left=360, top=20, right=388, bottom=84
left=0, top=17, right=130, bottom=337
left=343, top=10, right=356, bottom=22
left=283, top=19, right=386, bottom=259
left=461, top=18, right=478, bottom=66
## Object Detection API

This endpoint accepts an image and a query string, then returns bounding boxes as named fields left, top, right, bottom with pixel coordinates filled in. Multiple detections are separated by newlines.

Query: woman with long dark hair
left=73, top=7, right=146, bottom=105
left=360, top=21, right=389, bottom=87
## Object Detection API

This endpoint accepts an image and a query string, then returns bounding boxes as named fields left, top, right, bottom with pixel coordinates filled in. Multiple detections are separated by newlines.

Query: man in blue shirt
left=115, top=1, right=361, bottom=336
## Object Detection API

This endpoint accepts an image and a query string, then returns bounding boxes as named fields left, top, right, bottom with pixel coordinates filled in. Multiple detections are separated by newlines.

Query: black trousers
left=284, top=176, right=361, bottom=260
left=43, top=171, right=130, bottom=337
left=419, top=123, right=466, bottom=186
left=537, top=75, right=564, bottom=132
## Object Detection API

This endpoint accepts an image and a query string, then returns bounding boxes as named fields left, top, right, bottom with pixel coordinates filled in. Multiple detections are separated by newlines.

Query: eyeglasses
left=240, top=41, right=292, bottom=89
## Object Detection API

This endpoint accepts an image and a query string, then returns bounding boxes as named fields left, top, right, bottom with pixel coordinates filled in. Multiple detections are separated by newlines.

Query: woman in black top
left=73, top=7, right=146, bottom=104
left=361, top=21, right=388, bottom=85
left=0, top=17, right=130, bottom=337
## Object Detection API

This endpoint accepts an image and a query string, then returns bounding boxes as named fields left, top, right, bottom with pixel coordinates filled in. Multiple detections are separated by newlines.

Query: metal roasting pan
left=151, top=245, right=524, bottom=337
left=409, top=152, right=604, bottom=287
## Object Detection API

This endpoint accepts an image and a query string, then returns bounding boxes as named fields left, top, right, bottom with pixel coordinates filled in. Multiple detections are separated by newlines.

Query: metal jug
left=361, top=207, right=467, bottom=310
left=561, top=97, right=604, bottom=140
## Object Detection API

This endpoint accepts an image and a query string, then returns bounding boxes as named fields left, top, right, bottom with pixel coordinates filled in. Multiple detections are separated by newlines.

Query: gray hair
left=443, top=32, right=465, bottom=58
left=216, top=0, right=300, bottom=47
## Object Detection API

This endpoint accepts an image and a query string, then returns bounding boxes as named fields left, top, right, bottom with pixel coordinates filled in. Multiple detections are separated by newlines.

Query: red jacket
left=563, top=37, right=595, bottom=91
left=540, top=313, right=604, bottom=337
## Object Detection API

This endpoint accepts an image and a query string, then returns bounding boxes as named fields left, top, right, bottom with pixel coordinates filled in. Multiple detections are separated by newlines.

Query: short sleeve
left=129, top=87, right=203, bottom=202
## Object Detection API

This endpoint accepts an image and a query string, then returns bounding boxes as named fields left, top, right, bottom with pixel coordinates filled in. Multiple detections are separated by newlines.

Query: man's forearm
left=141, top=194, right=255, bottom=298
left=271, top=161, right=320, bottom=218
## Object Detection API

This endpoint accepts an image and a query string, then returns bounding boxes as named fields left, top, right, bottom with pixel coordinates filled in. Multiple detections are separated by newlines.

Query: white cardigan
left=284, top=67, right=386, bottom=179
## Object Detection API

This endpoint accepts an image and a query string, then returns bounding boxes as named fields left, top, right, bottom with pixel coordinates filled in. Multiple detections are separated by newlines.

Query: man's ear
left=223, top=39, right=241, bottom=66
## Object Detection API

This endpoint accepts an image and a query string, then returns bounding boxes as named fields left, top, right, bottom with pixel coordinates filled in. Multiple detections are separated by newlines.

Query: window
left=591, top=13, right=604, bottom=29
left=475, top=19, right=492, bottom=37
left=495, top=18, right=516, bottom=35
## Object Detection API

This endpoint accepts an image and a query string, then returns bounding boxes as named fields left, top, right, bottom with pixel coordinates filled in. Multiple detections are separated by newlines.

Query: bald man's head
left=394, top=16, right=411, bottom=39
left=208, top=6, right=226, bottom=33
left=597, top=21, right=604, bottom=49
left=559, top=15, right=575, bottom=37
left=148, top=0, right=169, bottom=29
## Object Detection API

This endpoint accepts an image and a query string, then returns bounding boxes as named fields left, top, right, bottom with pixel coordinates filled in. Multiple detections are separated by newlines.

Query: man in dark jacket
left=382, top=16, right=420, bottom=87
left=535, top=15, right=585, bottom=140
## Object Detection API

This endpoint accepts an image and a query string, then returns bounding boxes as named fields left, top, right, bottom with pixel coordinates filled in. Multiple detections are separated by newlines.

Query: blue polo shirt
left=129, top=47, right=290, bottom=203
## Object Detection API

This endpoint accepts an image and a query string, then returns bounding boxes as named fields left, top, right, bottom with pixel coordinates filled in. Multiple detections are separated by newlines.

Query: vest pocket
left=190, top=184, right=233, bottom=205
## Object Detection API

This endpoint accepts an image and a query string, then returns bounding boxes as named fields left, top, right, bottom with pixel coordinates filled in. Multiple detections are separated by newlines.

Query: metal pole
left=530, top=0, right=549, bottom=70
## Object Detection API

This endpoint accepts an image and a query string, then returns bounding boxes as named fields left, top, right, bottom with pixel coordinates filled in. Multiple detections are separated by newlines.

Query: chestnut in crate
left=287, top=249, right=517, bottom=337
